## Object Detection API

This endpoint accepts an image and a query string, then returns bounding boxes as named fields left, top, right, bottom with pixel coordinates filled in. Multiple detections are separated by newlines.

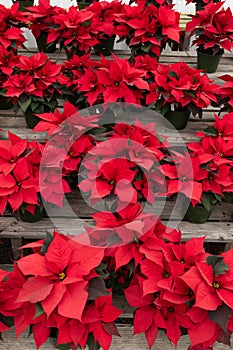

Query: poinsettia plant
left=87, top=0, right=122, bottom=55
left=2, top=52, right=68, bottom=128
left=0, top=48, right=19, bottom=107
left=216, top=74, right=233, bottom=113
left=47, top=5, right=98, bottom=59
left=181, top=112, right=233, bottom=213
left=149, top=61, right=219, bottom=117
left=77, top=55, right=150, bottom=106
left=26, top=0, right=66, bottom=51
left=0, top=231, right=122, bottom=350
left=115, top=3, right=181, bottom=59
left=0, top=132, right=45, bottom=220
left=186, top=2, right=233, bottom=55
left=0, top=2, right=28, bottom=52
left=2, top=222, right=233, bottom=349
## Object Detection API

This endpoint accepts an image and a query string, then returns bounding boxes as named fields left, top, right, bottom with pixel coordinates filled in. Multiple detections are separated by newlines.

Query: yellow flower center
left=59, top=272, right=66, bottom=280
left=213, top=281, right=220, bottom=289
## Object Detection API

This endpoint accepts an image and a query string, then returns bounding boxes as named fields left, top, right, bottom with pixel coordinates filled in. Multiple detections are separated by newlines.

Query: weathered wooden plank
left=0, top=110, right=222, bottom=129
left=0, top=217, right=233, bottom=242
left=1, top=327, right=232, bottom=350
left=45, top=198, right=233, bottom=221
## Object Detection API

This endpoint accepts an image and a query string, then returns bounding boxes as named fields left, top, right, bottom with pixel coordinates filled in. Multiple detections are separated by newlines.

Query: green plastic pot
left=184, top=203, right=214, bottom=224
left=36, top=33, right=56, bottom=53
left=94, top=36, right=115, bottom=56
left=165, top=110, right=190, bottom=130
left=197, top=50, right=223, bottom=73
left=20, top=206, right=45, bottom=223
left=0, top=95, right=13, bottom=110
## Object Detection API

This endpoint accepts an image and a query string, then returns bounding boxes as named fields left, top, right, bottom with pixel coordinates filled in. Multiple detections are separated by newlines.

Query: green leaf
left=209, top=304, right=232, bottom=332
left=128, top=259, right=135, bottom=277
left=86, top=333, right=100, bottom=350
left=214, top=194, right=222, bottom=203
left=95, top=262, right=109, bottom=279
left=168, top=70, right=178, bottom=79
left=19, top=98, right=32, bottom=113
left=87, top=277, right=110, bottom=301
left=201, top=193, right=213, bottom=212
left=40, top=232, right=54, bottom=255
left=204, top=126, right=218, bottom=136
left=55, top=344, right=71, bottom=350
left=33, top=303, right=44, bottom=319
left=206, top=255, right=229, bottom=276
left=185, top=90, right=196, bottom=98
left=224, top=192, right=233, bottom=204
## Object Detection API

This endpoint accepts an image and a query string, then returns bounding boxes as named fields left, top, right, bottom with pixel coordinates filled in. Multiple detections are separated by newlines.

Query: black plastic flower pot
left=197, top=50, right=223, bottom=73
left=94, top=36, right=115, bottom=56
left=24, top=110, right=41, bottom=129
left=165, top=110, right=190, bottom=130
left=16, top=0, right=34, bottom=11
left=195, top=4, right=204, bottom=12
left=0, top=95, right=13, bottom=110
left=20, top=206, right=45, bottom=223
left=36, top=33, right=56, bottom=53
left=184, top=203, right=214, bottom=224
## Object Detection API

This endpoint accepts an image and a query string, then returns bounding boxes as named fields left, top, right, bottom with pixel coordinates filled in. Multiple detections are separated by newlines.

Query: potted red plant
left=0, top=48, right=19, bottom=110
left=3, top=52, right=68, bottom=128
left=186, top=2, right=233, bottom=73
left=47, top=5, right=98, bottom=59
left=0, top=231, right=122, bottom=349
left=88, top=0, right=123, bottom=56
left=150, top=62, right=219, bottom=129
left=0, top=2, right=28, bottom=53
left=216, top=74, right=233, bottom=113
left=184, top=112, right=233, bottom=223
left=115, top=3, right=181, bottom=60
left=77, top=55, right=150, bottom=109
left=0, top=132, right=45, bottom=222
left=27, top=0, right=66, bottom=53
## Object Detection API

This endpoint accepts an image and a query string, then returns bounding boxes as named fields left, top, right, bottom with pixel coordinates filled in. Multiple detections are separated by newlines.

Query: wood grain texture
left=0, top=217, right=233, bottom=242
left=1, top=327, right=232, bottom=350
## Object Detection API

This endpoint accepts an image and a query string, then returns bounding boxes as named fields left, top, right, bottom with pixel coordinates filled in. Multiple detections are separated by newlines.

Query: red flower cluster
left=0, top=3, right=27, bottom=51
left=0, top=232, right=122, bottom=350
left=187, top=112, right=233, bottom=207
left=115, top=232, right=233, bottom=349
left=63, top=55, right=218, bottom=114
left=26, top=0, right=66, bottom=40
left=79, top=121, right=169, bottom=209
left=37, top=102, right=99, bottom=206
left=78, top=55, right=149, bottom=105
left=186, top=2, right=233, bottom=54
left=3, top=52, right=67, bottom=115
left=115, top=3, right=180, bottom=57
left=0, top=132, right=44, bottom=215
left=47, top=6, right=98, bottom=58
left=0, top=48, right=19, bottom=97
left=151, top=61, right=218, bottom=117
left=217, top=74, right=233, bottom=112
